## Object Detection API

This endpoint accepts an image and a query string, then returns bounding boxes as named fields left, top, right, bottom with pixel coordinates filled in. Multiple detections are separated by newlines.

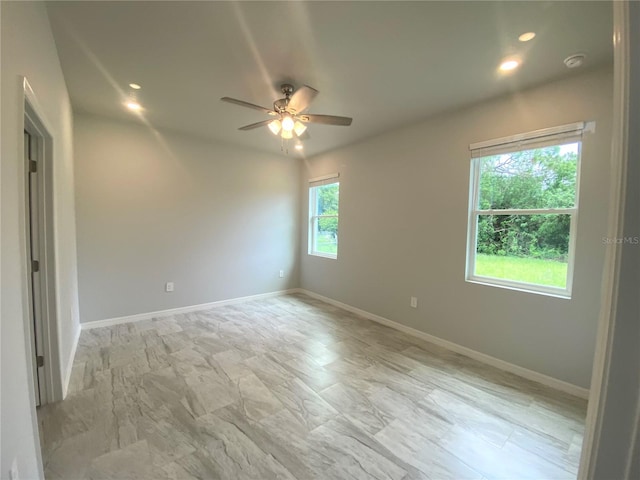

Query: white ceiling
left=47, top=1, right=612, bottom=157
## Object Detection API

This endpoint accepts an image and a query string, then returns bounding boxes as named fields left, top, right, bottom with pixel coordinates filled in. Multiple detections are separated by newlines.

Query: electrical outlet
left=165, top=282, right=174, bottom=292
left=10, top=458, right=19, bottom=480
left=410, top=297, right=418, bottom=308
left=279, top=270, right=284, bottom=278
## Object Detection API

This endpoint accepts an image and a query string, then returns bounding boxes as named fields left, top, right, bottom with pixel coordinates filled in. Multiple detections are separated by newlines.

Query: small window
left=466, top=123, right=587, bottom=297
left=309, top=179, right=339, bottom=258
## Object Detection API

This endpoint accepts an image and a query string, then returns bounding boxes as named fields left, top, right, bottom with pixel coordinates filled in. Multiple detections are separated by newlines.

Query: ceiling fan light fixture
left=221, top=84, right=353, bottom=153
left=293, top=121, right=307, bottom=136
left=268, top=119, right=282, bottom=135
left=281, top=115, right=295, bottom=132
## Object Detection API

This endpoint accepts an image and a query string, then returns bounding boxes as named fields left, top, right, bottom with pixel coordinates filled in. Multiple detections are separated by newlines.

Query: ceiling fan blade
left=221, top=97, right=275, bottom=115
left=298, top=114, right=352, bottom=126
left=238, top=119, right=273, bottom=131
left=287, top=85, right=318, bottom=114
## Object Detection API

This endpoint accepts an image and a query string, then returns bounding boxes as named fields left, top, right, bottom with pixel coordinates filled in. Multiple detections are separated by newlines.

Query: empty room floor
left=38, top=294, right=586, bottom=479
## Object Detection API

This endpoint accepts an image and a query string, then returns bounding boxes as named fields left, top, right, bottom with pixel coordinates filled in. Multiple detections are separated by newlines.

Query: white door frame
left=578, top=1, right=639, bottom=478
left=24, top=127, right=46, bottom=406
left=22, top=78, right=64, bottom=405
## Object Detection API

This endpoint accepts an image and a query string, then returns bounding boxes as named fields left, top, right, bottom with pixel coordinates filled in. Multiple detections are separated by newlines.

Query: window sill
left=308, top=252, right=337, bottom=260
left=466, top=276, right=571, bottom=299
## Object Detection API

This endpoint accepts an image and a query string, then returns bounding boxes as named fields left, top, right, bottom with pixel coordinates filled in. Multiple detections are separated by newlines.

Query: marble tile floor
left=38, top=293, right=587, bottom=479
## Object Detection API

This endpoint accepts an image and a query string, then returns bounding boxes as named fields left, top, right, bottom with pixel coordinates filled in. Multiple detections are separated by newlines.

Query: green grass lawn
left=475, top=254, right=567, bottom=288
left=316, top=234, right=337, bottom=255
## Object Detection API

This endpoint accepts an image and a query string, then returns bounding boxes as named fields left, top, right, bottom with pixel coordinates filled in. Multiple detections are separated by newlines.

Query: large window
left=466, top=123, right=586, bottom=297
left=309, top=176, right=339, bottom=258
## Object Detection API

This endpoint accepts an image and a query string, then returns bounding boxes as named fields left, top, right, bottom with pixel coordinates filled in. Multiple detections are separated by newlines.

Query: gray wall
left=300, top=67, right=613, bottom=389
left=74, top=114, right=300, bottom=323
left=1, top=2, right=80, bottom=478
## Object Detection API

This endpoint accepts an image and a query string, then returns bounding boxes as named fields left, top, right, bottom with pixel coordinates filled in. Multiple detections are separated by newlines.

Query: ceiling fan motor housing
left=274, top=84, right=295, bottom=113
left=274, top=98, right=289, bottom=113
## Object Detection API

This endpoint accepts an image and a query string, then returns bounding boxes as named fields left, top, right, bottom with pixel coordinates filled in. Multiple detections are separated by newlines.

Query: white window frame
left=465, top=122, right=590, bottom=298
left=308, top=173, right=339, bottom=259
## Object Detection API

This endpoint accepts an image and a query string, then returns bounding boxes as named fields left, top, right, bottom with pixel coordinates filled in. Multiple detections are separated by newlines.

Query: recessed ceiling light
left=125, top=101, right=142, bottom=111
left=129, top=83, right=141, bottom=90
left=294, top=143, right=304, bottom=151
left=499, top=58, right=521, bottom=72
left=518, top=32, right=536, bottom=42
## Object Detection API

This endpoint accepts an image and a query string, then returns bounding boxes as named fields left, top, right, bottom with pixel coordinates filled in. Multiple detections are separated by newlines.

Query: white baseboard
left=298, top=289, right=589, bottom=399
left=81, top=289, right=299, bottom=330
left=62, top=324, right=81, bottom=399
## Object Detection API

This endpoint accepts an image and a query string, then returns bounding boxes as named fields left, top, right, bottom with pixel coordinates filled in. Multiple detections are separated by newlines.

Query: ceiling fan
left=220, top=84, right=353, bottom=144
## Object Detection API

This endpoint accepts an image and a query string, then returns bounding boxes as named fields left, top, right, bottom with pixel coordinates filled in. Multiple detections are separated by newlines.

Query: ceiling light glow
left=293, top=121, right=307, bottom=137
left=126, top=101, right=142, bottom=111
left=281, top=129, right=293, bottom=140
left=294, top=143, right=304, bottom=151
left=499, top=58, right=521, bottom=72
left=518, top=32, right=536, bottom=42
left=281, top=115, right=295, bottom=132
left=268, top=119, right=282, bottom=135
left=129, top=83, right=142, bottom=89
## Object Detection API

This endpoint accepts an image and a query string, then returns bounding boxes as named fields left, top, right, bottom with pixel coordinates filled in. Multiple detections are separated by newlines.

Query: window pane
left=313, top=218, right=338, bottom=255
left=316, top=183, right=339, bottom=215
left=310, top=181, right=339, bottom=257
left=477, top=143, right=579, bottom=210
left=475, top=214, right=570, bottom=288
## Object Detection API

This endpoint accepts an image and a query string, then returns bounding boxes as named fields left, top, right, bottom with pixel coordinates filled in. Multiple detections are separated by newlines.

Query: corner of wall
left=62, top=322, right=81, bottom=398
